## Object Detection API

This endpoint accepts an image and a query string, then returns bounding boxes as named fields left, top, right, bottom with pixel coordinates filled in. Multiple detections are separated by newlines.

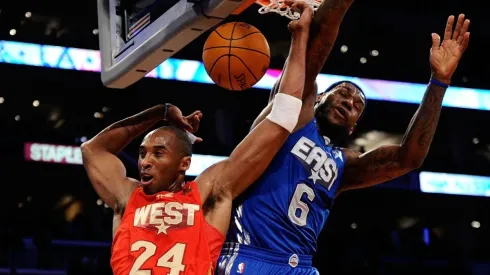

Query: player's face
left=314, top=83, right=365, bottom=139
left=138, top=130, right=189, bottom=194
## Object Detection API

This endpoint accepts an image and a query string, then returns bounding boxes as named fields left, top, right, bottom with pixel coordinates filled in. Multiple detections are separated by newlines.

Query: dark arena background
left=1, top=0, right=490, bottom=274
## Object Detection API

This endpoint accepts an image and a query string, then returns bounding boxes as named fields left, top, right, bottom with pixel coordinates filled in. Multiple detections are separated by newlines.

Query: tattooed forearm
left=87, top=104, right=167, bottom=154
left=101, top=105, right=166, bottom=138
left=305, top=0, right=354, bottom=86
left=400, top=83, right=446, bottom=167
left=341, top=146, right=405, bottom=189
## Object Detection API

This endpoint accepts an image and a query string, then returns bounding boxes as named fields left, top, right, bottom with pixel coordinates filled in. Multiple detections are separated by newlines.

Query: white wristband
left=266, top=93, right=302, bottom=132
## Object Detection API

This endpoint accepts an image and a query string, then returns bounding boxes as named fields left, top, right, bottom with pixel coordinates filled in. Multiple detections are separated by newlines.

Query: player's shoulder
left=179, top=181, right=203, bottom=204
left=292, top=118, right=317, bottom=134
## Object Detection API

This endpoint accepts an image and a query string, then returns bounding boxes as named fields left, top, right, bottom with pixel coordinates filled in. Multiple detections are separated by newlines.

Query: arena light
left=1, top=40, right=490, bottom=111
left=23, top=142, right=226, bottom=177
left=420, top=171, right=490, bottom=197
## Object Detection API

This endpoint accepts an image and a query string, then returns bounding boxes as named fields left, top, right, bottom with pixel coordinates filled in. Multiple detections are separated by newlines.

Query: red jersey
left=111, top=181, right=222, bottom=275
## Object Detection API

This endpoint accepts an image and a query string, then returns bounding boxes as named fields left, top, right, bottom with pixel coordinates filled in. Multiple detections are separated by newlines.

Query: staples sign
left=24, top=143, right=82, bottom=165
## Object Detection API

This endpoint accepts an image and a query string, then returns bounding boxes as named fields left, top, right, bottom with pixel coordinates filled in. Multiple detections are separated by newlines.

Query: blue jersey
left=227, top=119, right=346, bottom=256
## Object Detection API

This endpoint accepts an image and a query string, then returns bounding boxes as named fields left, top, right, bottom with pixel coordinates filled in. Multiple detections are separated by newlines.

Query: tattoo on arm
left=101, top=105, right=165, bottom=139
left=341, top=83, right=447, bottom=190
left=305, top=0, right=353, bottom=84
left=87, top=105, right=167, bottom=155
left=342, top=146, right=403, bottom=189
left=400, top=83, right=446, bottom=167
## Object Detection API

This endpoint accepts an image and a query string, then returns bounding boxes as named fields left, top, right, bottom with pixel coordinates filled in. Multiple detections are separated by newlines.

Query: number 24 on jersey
left=130, top=241, right=186, bottom=275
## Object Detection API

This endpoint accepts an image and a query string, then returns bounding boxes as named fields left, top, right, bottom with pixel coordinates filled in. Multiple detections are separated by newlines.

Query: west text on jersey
left=133, top=202, right=200, bottom=234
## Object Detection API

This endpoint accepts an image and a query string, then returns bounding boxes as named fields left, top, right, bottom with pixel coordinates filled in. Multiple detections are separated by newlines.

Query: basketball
left=202, top=22, right=271, bottom=91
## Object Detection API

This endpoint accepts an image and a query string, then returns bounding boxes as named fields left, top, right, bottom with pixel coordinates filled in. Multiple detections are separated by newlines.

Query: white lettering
left=183, top=203, right=200, bottom=226
left=133, top=202, right=200, bottom=229
left=45, top=145, right=56, bottom=162
left=27, top=143, right=82, bottom=165
left=305, top=146, right=327, bottom=171
left=134, top=205, right=152, bottom=226
left=149, top=203, right=165, bottom=225
left=164, top=202, right=183, bottom=225
left=291, top=137, right=315, bottom=160
left=323, top=158, right=338, bottom=190
left=291, top=137, right=339, bottom=189
left=72, top=147, right=83, bottom=164
left=29, top=143, right=42, bottom=161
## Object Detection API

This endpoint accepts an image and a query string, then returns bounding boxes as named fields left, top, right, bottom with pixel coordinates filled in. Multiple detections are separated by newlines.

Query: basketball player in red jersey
left=81, top=3, right=313, bottom=275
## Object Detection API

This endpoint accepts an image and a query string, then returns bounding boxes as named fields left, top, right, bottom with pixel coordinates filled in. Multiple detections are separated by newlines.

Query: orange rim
left=231, top=0, right=256, bottom=14
left=256, top=0, right=322, bottom=8
left=231, top=0, right=322, bottom=15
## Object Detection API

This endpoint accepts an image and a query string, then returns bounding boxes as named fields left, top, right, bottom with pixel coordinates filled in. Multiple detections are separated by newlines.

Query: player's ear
left=179, top=156, right=191, bottom=172
left=316, top=92, right=324, bottom=103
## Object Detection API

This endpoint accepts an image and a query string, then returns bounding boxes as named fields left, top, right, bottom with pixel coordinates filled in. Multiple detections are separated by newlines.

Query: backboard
left=97, top=0, right=248, bottom=89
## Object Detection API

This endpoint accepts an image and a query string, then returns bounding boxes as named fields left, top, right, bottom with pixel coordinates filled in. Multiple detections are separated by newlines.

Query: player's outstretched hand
left=286, top=0, right=314, bottom=33
left=167, top=105, right=204, bottom=142
left=430, top=14, right=470, bottom=85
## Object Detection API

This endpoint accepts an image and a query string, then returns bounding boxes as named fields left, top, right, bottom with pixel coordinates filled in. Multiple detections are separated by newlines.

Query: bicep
left=195, top=159, right=227, bottom=205
left=340, top=145, right=413, bottom=192
left=199, top=119, right=289, bottom=201
left=81, top=145, right=137, bottom=209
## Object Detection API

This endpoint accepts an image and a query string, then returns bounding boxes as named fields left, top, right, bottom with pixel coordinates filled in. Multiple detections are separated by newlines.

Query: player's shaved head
left=154, top=126, right=193, bottom=157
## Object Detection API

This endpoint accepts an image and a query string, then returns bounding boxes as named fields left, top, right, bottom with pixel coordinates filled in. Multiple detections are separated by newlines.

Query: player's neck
left=142, top=179, right=185, bottom=195
left=166, top=180, right=186, bottom=193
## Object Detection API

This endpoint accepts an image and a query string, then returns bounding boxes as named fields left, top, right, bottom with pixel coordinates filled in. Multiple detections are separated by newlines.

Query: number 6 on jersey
left=288, top=183, right=315, bottom=226
left=130, top=241, right=186, bottom=275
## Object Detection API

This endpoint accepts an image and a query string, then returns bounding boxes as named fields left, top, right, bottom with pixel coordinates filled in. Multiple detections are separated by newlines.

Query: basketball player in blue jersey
left=217, top=1, right=471, bottom=273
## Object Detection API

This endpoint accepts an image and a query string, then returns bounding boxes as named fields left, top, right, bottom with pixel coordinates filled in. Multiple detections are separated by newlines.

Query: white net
left=257, top=0, right=320, bottom=20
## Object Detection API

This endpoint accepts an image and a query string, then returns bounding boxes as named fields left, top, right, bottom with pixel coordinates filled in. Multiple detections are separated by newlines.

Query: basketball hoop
left=256, top=0, right=321, bottom=20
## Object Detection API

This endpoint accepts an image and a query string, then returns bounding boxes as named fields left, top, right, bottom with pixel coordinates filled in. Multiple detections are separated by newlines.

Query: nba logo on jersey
left=288, top=254, right=299, bottom=268
left=237, top=262, right=245, bottom=274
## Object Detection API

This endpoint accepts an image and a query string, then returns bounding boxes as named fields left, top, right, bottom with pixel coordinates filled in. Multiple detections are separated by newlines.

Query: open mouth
left=140, top=173, right=154, bottom=185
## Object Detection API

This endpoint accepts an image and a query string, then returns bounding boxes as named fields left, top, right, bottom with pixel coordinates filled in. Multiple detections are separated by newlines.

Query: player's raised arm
left=251, top=0, right=354, bottom=130
left=340, top=14, right=470, bottom=192
left=196, top=2, right=313, bottom=205
left=81, top=104, right=202, bottom=209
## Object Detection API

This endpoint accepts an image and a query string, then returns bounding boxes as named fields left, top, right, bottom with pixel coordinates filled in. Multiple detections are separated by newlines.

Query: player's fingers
left=457, top=19, right=470, bottom=44
left=191, top=115, right=201, bottom=131
left=291, top=0, right=306, bottom=12
left=195, top=137, right=204, bottom=143
left=431, top=33, right=441, bottom=51
left=443, top=15, right=454, bottom=41
left=177, top=119, right=194, bottom=132
left=186, top=110, right=202, bottom=119
left=461, top=32, right=470, bottom=52
left=451, top=14, right=465, bottom=40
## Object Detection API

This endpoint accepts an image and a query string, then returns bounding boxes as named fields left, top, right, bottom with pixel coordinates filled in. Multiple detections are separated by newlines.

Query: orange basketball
left=202, top=22, right=270, bottom=91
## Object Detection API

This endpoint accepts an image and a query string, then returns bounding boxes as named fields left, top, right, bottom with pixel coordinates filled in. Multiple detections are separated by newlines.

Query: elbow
left=80, top=141, right=92, bottom=155
left=410, top=158, right=425, bottom=170
left=80, top=140, right=99, bottom=160
left=399, top=145, right=426, bottom=170
left=401, top=156, right=425, bottom=171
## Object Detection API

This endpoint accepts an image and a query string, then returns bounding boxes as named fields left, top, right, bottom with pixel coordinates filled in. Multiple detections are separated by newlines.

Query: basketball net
left=257, top=0, right=321, bottom=20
